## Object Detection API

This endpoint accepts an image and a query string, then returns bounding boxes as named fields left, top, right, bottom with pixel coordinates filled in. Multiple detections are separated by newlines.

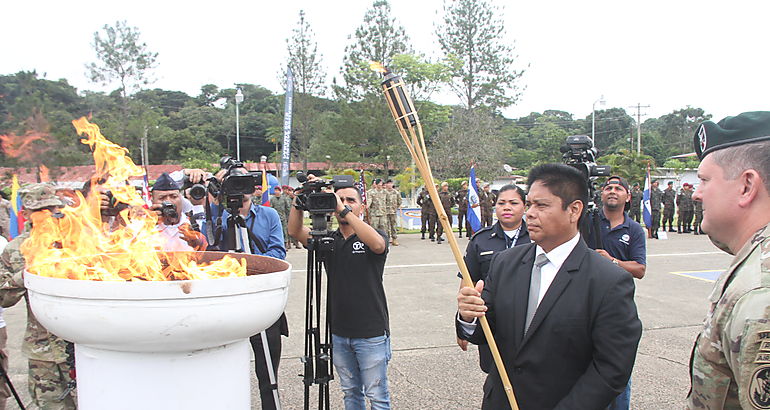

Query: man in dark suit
left=456, top=163, right=642, bottom=410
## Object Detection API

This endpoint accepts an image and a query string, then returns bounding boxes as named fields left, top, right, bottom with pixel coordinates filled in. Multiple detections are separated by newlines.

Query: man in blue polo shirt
left=587, top=175, right=646, bottom=410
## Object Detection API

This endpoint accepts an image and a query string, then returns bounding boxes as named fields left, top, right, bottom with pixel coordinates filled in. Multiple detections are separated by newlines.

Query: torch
left=373, top=62, right=520, bottom=410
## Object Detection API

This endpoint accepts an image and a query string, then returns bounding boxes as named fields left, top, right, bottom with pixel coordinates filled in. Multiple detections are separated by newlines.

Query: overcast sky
left=2, top=0, right=767, bottom=122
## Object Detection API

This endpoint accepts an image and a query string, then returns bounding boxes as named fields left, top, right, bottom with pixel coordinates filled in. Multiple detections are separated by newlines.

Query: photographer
left=288, top=176, right=392, bottom=410
left=150, top=173, right=207, bottom=252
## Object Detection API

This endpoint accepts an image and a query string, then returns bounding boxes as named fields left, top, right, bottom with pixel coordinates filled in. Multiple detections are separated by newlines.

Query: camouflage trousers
left=386, top=214, right=398, bottom=240
left=371, top=215, right=388, bottom=234
left=28, top=359, right=77, bottom=410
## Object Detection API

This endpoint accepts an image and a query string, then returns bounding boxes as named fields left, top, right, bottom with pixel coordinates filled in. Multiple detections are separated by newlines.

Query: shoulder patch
left=470, top=227, right=493, bottom=241
left=749, top=365, right=770, bottom=409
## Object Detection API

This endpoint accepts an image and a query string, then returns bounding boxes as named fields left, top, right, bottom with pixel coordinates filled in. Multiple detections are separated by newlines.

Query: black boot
left=430, top=236, right=435, bottom=242
left=458, top=229, right=463, bottom=238
left=437, top=236, right=443, bottom=244
left=421, top=232, right=425, bottom=240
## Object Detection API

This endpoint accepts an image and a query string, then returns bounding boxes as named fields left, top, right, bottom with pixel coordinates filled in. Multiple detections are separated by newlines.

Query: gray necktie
left=525, top=253, right=550, bottom=333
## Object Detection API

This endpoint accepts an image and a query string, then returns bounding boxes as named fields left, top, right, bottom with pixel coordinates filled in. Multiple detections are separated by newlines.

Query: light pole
left=592, top=95, right=606, bottom=148
left=235, top=88, right=244, bottom=160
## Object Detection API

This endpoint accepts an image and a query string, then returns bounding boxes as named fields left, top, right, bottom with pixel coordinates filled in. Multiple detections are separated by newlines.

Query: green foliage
left=86, top=20, right=158, bottom=100
left=597, top=150, right=655, bottom=187
left=444, top=177, right=466, bottom=192
left=392, top=167, right=423, bottom=194
left=437, top=0, right=525, bottom=109
left=663, top=157, right=700, bottom=170
left=178, top=148, right=219, bottom=172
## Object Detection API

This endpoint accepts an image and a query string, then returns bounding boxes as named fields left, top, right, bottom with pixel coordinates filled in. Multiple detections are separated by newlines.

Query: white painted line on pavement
left=647, top=251, right=723, bottom=257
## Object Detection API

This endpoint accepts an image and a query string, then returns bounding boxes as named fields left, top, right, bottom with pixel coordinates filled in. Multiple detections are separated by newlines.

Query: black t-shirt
left=325, top=229, right=390, bottom=339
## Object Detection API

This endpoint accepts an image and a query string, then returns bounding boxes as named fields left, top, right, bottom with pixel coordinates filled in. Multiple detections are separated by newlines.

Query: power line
left=629, top=103, right=650, bottom=154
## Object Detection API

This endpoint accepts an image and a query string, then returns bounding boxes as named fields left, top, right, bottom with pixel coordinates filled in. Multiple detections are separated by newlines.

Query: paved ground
left=2, top=230, right=732, bottom=409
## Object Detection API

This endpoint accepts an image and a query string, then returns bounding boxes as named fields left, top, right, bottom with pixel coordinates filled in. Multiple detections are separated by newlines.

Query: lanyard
left=506, top=227, right=521, bottom=249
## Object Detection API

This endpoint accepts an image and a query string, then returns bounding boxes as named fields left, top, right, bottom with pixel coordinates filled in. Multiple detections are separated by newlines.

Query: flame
left=20, top=117, right=247, bottom=281
left=369, top=61, right=387, bottom=73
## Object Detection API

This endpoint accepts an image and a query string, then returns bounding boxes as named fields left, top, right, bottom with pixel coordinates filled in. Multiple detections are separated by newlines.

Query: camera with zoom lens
left=294, top=172, right=355, bottom=215
left=181, top=176, right=209, bottom=201
left=560, top=135, right=612, bottom=180
left=217, top=156, right=262, bottom=211
left=160, top=201, right=178, bottom=221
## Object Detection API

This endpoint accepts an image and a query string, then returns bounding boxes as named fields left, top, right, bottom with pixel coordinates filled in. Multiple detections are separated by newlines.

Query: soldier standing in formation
left=662, top=181, right=677, bottom=232
left=649, top=180, right=663, bottom=239
left=455, top=181, right=470, bottom=238
left=479, top=183, right=495, bottom=228
left=416, top=187, right=436, bottom=240
left=0, top=183, right=77, bottom=409
left=686, top=111, right=770, bottom=409
left=677, top=183, right=694, bottom=233
left=384, top=180, right=400, bottom=246
left=629, top=183, right=642, bottom=223
left=693, top=199, right=703, bottom=235
left=369, top=179, right=388, bottom=234
left=269, top=186, right=293, bottom=250
left=436, top=182, right=454, bottom=244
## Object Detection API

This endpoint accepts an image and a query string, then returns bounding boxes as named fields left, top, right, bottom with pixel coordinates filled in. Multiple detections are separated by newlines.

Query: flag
left=280, top=67, right=294, bottom=186
left=261, top=171, right=270, bottom=206
left=9, top=174, right=24, bottom=238
left=467, top=166, right=482, bottom=233
left=642, top=165, right=652, bottom=228
left=141, top=173, right=152, bottom=206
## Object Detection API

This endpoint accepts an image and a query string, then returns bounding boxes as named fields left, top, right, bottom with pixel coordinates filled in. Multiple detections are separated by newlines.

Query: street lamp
left=235, top=88, right=244, bottom=160
left=592, top=95, right=606, bottom=148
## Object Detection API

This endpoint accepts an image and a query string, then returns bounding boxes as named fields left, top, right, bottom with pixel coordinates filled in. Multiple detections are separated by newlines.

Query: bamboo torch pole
left=375, top=64, right=520, bottom=410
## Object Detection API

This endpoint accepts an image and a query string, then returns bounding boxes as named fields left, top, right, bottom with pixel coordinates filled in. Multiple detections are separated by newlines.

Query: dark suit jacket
left=457, top=238, right=642, bottom=410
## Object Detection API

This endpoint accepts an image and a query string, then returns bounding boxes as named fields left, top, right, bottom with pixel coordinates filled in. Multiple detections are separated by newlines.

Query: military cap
left=20, top=183, right=64, bottom=210
left=694, top=111, right=770, bottom=159
left=152, top=173, right=179, bottom=191
left=373, top=178, right=382, bottom=184
left=667, top=181, right=674, bottom=185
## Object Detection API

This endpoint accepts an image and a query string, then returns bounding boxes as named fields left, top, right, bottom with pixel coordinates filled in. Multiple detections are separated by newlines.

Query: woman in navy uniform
left=456, top=184, right=530, bottom=373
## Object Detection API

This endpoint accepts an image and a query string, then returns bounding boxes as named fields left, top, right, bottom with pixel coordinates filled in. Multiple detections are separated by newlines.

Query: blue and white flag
left=467, top=166, right=482, bottom=233
left=642, top=167, right=652, bottom=228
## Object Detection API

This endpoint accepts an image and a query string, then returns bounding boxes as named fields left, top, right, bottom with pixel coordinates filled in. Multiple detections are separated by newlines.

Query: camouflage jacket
left=650, top=187, right=663, bottom=210
left=663, top=187, right=677, bottom=208
left=368, top=188, right=387, bottom=217
left=385, top=188, right=400, bottom=214
left=416, top=191, right=435, bottom=215
left=694, top=200, right=703, bottom=215
left=630, top=189, right=643, bottom=208
left=269, top=195, right=292, bottom=221
left=687, top=222, right=770, bottom=409
left=0, top=232, right=69, bottom=363
left=0, top=198, right=10, bottom=240
left=678, top=189, right=694, bottom=211
left=455, top=189, right=469, bottom=210
left=438, top=191, right=454, bottom=213
left=480, top=191, right=496, bottom=213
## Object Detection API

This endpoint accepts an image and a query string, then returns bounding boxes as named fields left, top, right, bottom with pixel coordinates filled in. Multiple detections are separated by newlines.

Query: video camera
left=294, top=172, right=355, bottom=215
left=560, top=135, right=611, bottom=181
left=214, top=155, right=262, bottom=211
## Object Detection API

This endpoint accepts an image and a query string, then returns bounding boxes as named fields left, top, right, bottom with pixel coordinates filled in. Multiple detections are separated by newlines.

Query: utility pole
left=629, top=103, right=650, bottom=154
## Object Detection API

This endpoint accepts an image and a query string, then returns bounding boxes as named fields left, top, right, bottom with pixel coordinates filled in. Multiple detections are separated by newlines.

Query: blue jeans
left=332, top=333, right=392, bottom=410
left=608, top=378, right=631, bottom=410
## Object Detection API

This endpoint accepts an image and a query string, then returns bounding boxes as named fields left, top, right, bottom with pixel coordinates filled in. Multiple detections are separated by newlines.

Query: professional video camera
left=560, top=135, right=612, bottom=181
left=216, top=155, right=262, bottom=211
left=294, top=172, right=355, bottom=216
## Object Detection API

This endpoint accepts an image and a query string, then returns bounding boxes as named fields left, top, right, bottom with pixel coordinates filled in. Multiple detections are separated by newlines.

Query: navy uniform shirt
left=587, top=210, right=646, bottom=265
left=461, top=220, right=531, bottom=283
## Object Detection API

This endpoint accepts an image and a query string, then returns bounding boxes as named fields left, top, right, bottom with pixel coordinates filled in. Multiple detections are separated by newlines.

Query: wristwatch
left=612, top=258, right=619, bottom=265
left=339, top=205, right=352, bottom=219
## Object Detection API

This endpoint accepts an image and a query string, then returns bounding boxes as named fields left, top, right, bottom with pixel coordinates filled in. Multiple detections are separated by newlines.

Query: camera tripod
left=302, top=213, right=335, bottom=410
left=0, top=360, right=25, bottom=409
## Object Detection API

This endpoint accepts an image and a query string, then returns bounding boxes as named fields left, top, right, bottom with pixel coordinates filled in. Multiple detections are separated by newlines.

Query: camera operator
left=287, top=176, right=392, bottom=410
left=150, top=173, right=207, bottom=252
left=585, top=175, right=646, bottom=410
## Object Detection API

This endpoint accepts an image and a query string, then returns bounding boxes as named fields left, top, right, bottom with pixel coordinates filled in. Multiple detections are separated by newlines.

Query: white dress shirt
left=459, top=232, right=581, bottom=332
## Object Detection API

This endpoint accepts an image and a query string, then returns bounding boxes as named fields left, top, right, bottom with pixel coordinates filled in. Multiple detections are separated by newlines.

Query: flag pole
left=376, top=65, right=520, bottom=410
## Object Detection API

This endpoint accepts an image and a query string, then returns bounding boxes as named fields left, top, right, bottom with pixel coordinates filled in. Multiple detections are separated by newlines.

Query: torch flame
left=369, top=61, right=387, bottom=73
left=20, top=117, right=247, bottom=281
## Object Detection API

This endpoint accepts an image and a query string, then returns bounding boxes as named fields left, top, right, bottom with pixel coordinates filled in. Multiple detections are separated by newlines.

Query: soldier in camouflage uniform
left=693, top=197, right=703, bottom=235
left=479, top=183, right=495, bottom=228
left=687, top=112, right=770, bottom=409
left=629, top=183, right=642, bottom=223
left=368, top=179, right=388, bottom=234
left=663, top=181, right=677, bottom=232
left=678, top=183, right=695, bottom=233
left=0, top=183, right=77, bottom=409
left=649, top=180, right=663, bottom=239
left=455, top=181, right=470, bottom=238
left=269, top=186, right=293, bottom=250
left=384, top=180, right=400, bottom=246
left=436, top=182, right=454, bottom=244
left=0, top=192, right=10, bottom=241
left=416, top=187, right=435, bottom=240
left=283, top=186, right=302, bottom=248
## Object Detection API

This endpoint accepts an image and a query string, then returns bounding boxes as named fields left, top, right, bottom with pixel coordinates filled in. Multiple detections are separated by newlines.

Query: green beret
left=694, top=111, right=770, bottom=159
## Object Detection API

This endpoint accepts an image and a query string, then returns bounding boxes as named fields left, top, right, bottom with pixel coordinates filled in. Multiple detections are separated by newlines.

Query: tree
left=282, top=10, right=328, bottom=172
left=87, top=20, right=158, bottom=101
left=436, top=0, right=525, bottom=109
left=429, top=107, right=509, bottom=180
left=336, top=0, right=412, bottom=101
left=658, top=107, right=711, bottom=154
left=585, top=107, right=635, bottom=154
left=597, top=149, right=656, bottom=186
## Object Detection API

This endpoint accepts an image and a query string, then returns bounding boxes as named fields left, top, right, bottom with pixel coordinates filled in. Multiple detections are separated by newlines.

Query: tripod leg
left=0, top=367, right=25, bottom=410
left=259, top=331, right=282, bottom=410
